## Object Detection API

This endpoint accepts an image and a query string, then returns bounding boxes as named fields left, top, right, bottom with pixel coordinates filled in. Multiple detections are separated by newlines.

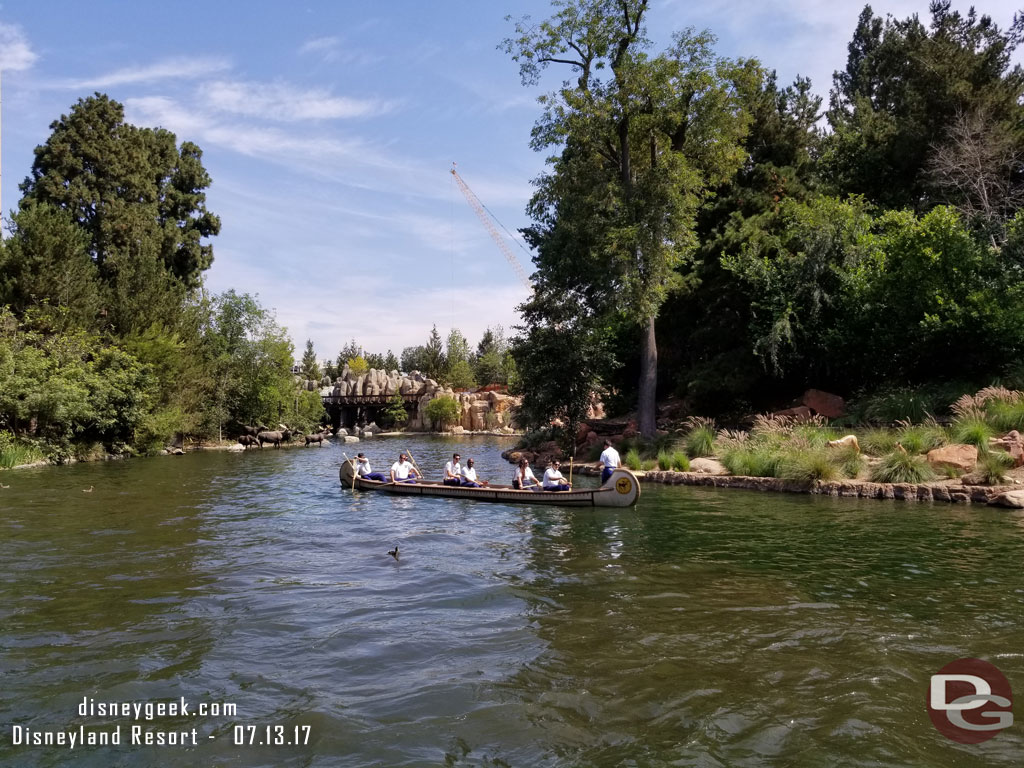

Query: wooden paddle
left=404, top=449, right=425, bottom=482
left=342, top=452, right=358, bottom=490
left=568, top=457, right=574, bottom=488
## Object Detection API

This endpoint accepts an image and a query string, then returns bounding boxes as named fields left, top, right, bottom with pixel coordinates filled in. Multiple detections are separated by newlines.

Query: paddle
left=568, top=457, right=574, bottom=489
left=342, top=452, right=358, bottom=490
left=404, top=449, right=425, bottom=483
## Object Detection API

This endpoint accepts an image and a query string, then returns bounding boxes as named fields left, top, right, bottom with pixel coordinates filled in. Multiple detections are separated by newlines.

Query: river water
left=1, top=435, right=1023, bottom=767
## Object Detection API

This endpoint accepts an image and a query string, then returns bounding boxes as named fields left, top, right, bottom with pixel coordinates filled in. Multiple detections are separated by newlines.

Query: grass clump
left=683, top=417, right=716, bottom=458
left=951, top=414, right=995, bottom=450
left=624, top=448, right=642, bottom=471
left=718, top=444, right=783, bottom=477
left=778, top=448, right=841, bottom=483
left=0, top=431, right=42, bottom=469
left=978, top=451, right=1014, bottom=485
left=896, top=419, right=948, bottom=453
left=870, top=450, right=936, bottom=484
left=657, top=450, right=673, bottom=470
left=641, top=458, right=658, bottom=472
left=671, top=451, right=690, bottom=472
left=860, top=428, right=901, bottom=456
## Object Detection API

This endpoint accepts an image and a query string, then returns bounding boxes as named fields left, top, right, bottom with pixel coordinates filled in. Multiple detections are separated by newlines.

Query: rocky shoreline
left=568, top=461, right=1024, bottom=508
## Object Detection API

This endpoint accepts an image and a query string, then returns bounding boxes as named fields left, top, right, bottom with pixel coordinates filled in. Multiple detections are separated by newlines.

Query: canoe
left=339, top=462, right=640, bottom=507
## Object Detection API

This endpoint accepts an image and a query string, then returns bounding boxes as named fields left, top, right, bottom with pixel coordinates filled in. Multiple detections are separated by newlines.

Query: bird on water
left=388, top=546, right=399, bottom=560
left=82, top=486, right=93, bottom=493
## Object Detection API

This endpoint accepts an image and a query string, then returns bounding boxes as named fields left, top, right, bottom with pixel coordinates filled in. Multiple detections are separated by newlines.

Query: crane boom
left=451, top=166, right=532, bottom=291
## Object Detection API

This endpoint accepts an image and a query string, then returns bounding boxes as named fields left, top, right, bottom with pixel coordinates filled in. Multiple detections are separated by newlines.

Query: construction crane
left=451, top=164, right=532, bottom=292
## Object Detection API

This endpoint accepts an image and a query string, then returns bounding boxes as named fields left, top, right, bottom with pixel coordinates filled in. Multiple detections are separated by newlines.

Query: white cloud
left=0, top=22, right=37, bottom=71
left=298, top=34, right=382, bottom=67
left=51, top=55, right=231, bottom=90
left=300, top=36, right=340, bottom=57
left=198, top=79, right=391, bottom=121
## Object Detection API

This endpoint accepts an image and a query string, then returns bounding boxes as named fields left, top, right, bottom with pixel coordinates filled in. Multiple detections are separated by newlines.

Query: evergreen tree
left=300, top=339, right=320, bottom=379
left=423, top=325, right=446, bottom=380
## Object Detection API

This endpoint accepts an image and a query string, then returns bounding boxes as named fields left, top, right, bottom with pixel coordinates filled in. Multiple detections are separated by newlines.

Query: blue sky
left=1, top=0, right=1021, bottom=362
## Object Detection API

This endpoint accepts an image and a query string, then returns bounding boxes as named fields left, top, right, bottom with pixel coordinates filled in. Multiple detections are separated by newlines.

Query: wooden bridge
left=321, top=392, right=420, bottom=430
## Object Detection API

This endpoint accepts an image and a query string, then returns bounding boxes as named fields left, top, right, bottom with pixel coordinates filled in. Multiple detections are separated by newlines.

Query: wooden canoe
left=339, top=462, right=640, bottom=507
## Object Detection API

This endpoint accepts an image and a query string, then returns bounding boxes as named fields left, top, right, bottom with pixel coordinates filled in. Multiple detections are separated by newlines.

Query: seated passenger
left=542, top=460, right=572, bottom=491
left=512, top=458, right=539, bottom=490
left=356, top=453, right=386, bottom=482
left=390, top=453, right=420, bottom=484
left=460, top=458, right=486, bottom=487
left=443, top=453, right=463, bottom=486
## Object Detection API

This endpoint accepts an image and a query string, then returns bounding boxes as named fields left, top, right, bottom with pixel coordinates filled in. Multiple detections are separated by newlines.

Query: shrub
left=624, top=448, right=642, bottom=470
left=896, top=419, right=948, bottom=454
left=672, top=451, right=690, bottom=471
left=425, top=396, right=461, bottom=431
left=951, top=414, right=995, bottom=451
left=978, top=451, right=1014, bottom=485
left=0, top=431, right=42, bottom=469
left=641, top=458, right=658, bottom=471
left=987, top=399, right=1024, bottom=433
left=778, top=448, right=841, bottom=483
left=860, top=428, right=900, bottom=456
left=719, top=444, right=782, bottom=477
left=834, top=445, right=865, bottom=478
left=870, top=451, right=936, bottom=483
left=683, top=417, right=716, bottom=457
left=657, top=450, right=673, bottom=470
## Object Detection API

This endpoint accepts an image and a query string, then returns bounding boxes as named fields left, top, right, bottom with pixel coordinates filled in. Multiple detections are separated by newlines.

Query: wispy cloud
left=298, top=34, right=382, bottom=67
left=0, top=22, right=37, bottom=71
left=199, top=80, right=391, bottom=121
left=49, top=55, right=231, bottom=90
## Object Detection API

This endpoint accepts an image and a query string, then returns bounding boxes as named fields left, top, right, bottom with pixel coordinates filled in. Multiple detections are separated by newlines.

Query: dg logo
left=928, top=658, right=1013, bottom=743
left=615, top=477, right=632, bottom=494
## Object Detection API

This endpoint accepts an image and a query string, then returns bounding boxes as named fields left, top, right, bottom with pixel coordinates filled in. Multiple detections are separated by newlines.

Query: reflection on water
left=1, top=436, right=1023, bottom=767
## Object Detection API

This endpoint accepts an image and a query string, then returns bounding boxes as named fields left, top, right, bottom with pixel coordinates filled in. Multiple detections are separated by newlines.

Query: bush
left=683, top=417, right=716, bottom=457
left=778, top=448, right=841, bottom=483
left=987, top=399, right=1024, bottom=433
left=0, top=430, right=42, bottom=469
left=870, top=450, right=936, bottom=483
left=624, top=448, right=642, bottom=470
left=672, top=451, right=690, bottom=471
left=657, top=450, right=673, bottom=470
left=425, top=396, right=461, bottom=431
left=896, top=419, right=948, bottom=454
left=719, top=444, right=782, bottom=477
left=860, top=428, right=900, bottom=456
left=641, top=458, right=658, bottom=471
left=978, top=451, right=1014, bottom=485
left=834, top=445, right=865, bottom=478
left=951, top=414, right=995, bottom=450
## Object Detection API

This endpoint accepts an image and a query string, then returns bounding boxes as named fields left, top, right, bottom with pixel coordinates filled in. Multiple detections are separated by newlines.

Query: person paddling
left=542, top=459, right=572, bottom=491
left=460, top=458, right=487, bottom=487
left=390, top=453, right=421, bottom=484
left=356, top=453, right=386, bottom=482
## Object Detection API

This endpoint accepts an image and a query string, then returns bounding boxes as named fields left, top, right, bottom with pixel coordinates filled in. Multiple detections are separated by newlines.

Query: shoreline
left=570, top=462, right=1023, bottom=507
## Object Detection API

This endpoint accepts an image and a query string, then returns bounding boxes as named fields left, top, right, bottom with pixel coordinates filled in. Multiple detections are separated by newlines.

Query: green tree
left=19, top=93, right=220, bottom=290
left=506, top=2, right=754, bottom=436
left=823, top=3, right=1024, bottom=214
left=384, top=350, right=400, bottom=372
left=381, top=393, right=409, bottom=428
left=423, top=325, right=446, bottom=380
left=300, top=339, right=320, bottom=379
left=347, top=356, right=369, bottom=376
left=401, top=345, right=426, bottom=373
left=475, top=326, right=509, bottom=385
left=425, top=395, right=461, bottom=430
left=447, top=359, right=477, bottom=389
left=365, top=352, right=385, bottom=370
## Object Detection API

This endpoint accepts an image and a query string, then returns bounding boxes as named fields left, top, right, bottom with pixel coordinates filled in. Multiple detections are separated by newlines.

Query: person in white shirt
left=390, top=453, right=421, bottom=484
left=443, top=453, right=463, bottom=486
left=460, top=458, right=486, bottom=487
left=356, top=453, right=386, bottom=481
left=542, top=460, right=572, bottom=491
left=599, top=440, right=621, bottom=484
left=512, top=458, right=539, bottom=490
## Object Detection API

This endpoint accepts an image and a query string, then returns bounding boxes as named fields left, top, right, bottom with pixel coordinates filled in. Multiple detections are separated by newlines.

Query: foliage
left=383, top=350, right=400, bottom=372
left=671, top=451, right=690, bottom=472
left=0, top=430, right=43, bottom=469
left=423, top=326, right=446, bottom=380
left=347, top=356, right=369, bottom=376
left=446, top=359, right=477, bottom=390
left=401, top=345, right=427, bottom=373
left=300, top=340, right=320, bottom=379
left=870, top=451, right=936, bottom=484
left=859, top=428, right=901, bottom=456
left=425, top=395, right=461, bottom=431
left=978, top=450, right=1014, bottom=485
left=683, top=417, right=716, bottom=458
left=895, top=419, right=948, bottom=454
left=506, top=3, right=756, bottom=437
left=288, top=390, right=326, bottom=433
left=381, top=393, right=408, bottom=428
left=624, top=448, right=642, bottom=471
left=778, top=448, right=841, bottom=483
left=475, top=326, right=509, bottom=385
left=951, top=414, right=995, bottom=450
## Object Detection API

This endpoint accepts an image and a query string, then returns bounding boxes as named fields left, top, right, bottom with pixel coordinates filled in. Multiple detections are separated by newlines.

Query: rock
left=990, top=490, right=1024, bottom=509
left=335, top=428, right=348, bottom=437
left=344, top=435, right=360, bottom=443
left=226, top=443, right=245, bottom=452
left=773, top=405, right=814, bottom=420
left=689, top=458, right=728, bottom=475
left=451, top=425, right=466, bottom=434
left=801, top=389, right=845, bottom=418
left=927, top=444, right=978, bottom=473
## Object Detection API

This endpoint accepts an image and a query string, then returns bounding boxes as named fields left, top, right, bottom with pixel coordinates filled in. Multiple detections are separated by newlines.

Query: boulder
left=801, top=389, right=845, bottom=418
left=690, top=458, right=728, bottom=475
left=990, top=490, right=1024, bottom=509
left=927, top=444, right=978, bottom=473
left=343, top=435, right=360, bottom=443
left=226, top=443, right=245, bottom=452
left=335, top=428, right=348, bottom=437
left=773, top=405, right=814, bottom=420
left=451, top=425, right=466, bottom=434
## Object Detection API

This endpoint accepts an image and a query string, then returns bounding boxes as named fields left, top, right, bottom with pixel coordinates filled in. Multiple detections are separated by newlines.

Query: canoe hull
left=339, top=462, right=640, bottom=507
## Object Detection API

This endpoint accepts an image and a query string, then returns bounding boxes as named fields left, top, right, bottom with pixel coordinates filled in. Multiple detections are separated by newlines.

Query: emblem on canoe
left=615, top=477, right=632, bottom=494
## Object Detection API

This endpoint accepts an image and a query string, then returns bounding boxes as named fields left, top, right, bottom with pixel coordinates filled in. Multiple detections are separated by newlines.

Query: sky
left=0, top=0, right=1021, bottom=363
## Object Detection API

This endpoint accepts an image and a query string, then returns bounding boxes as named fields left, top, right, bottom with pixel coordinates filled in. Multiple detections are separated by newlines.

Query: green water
left=1, top=435, right=1023, bottom=766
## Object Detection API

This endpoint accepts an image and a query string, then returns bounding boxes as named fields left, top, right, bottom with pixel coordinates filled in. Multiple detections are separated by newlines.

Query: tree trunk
left=638, top=315, right=657, bottom=440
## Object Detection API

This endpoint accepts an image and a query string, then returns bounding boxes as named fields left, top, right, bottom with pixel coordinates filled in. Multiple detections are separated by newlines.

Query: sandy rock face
left=689, top=458, right=728, bottom=475
left=926, top=444, right=978, bottom=473
left=991, top=490, right=1024, bottom=508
